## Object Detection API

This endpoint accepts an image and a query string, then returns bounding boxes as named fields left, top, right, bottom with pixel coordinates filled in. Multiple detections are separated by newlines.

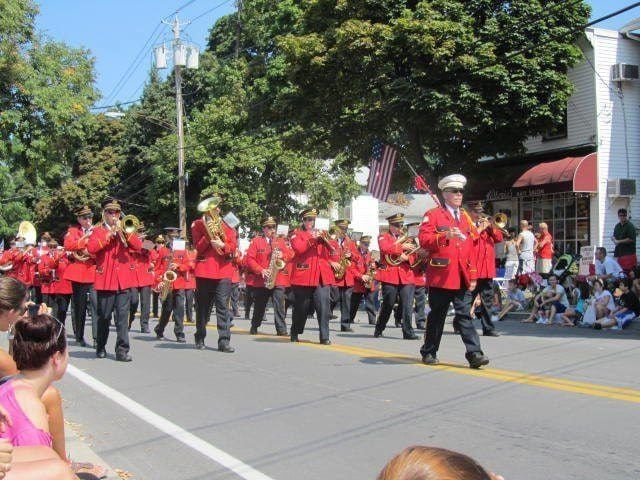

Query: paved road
left=59, top=310, right=640, bottom=480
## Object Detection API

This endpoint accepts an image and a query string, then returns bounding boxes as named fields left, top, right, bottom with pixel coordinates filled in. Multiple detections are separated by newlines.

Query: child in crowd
left=594, top=278, right=640, bottom=330
left=631, top=266, right=640, bottom=300
left=497, top=279, right=526, bottom=320
left=560, top=282, right=590, bottom=326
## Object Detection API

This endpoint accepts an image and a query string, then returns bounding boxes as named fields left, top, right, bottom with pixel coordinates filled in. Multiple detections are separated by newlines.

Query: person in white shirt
left=592, top=247, right=625, bottom=287
left=516, top=220, right=536, bottom=274
left=523, top=274, right=568, bottom=324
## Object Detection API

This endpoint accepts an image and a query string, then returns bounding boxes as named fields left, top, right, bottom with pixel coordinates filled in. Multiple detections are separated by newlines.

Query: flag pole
left=399, top=155, right=441, bottom=208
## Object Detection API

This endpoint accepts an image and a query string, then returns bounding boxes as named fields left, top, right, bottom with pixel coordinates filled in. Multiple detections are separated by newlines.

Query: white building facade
left=467, top=27, right=639, bottom=257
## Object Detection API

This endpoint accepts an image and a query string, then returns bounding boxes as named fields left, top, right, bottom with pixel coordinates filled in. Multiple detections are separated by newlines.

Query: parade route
left=59, top=312, right=640, bottom=480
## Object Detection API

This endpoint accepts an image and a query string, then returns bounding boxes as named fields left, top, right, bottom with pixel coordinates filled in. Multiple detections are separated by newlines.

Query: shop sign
left=485, top=182, right=572, bottom=201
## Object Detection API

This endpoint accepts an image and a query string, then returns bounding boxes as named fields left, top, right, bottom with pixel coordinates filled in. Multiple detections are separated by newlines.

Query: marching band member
left=48, top=241, right=73, bottom=324
left=418, top=174, right=489, bottom=369
left=289, top=208, right=334, bottom=344
left=184, top=242, right=196, bottom=324
left=154, top=237, right=194, bottom=342
left=129, top=224, right=157, bottom=333
left=410, top=247, right=428, bottom=331
left=465, top=201, right=501, bottom=337
left=63, top=205, right=98, bottom=348
left=38, top=237, right=57, bottom=309
left=0, top=239, right=21, bottom=279
left=29, top=232, right=52, bottom=304
left=333, top=219, right=359, bottom=332
left=15, top=234, right=34, bottom=288
left=373, top=213, right=418, bottom=340
left=87, top=200, right=142, bottom=362
left=245, top=216, right=294, bottom=336
left=191, top=195, right=238, bottom=352
left=349, top=236, right=377, bottom=325
left=151, top=235, right=169, bottom=318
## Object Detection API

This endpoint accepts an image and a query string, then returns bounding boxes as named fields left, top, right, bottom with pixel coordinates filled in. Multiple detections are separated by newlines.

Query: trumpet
left=479, top=212, right=509, bottom=234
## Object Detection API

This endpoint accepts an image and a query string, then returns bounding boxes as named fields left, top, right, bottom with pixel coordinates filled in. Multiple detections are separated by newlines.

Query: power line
left=184, top=0, right=234, bottom=27
left=101, top=23, right=164, bottom=106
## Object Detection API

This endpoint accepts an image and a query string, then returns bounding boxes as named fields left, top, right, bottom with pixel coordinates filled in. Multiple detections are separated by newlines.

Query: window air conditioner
left=611, top=63, right=639, bottom=82
left=607, top=178, right=636, bottom=197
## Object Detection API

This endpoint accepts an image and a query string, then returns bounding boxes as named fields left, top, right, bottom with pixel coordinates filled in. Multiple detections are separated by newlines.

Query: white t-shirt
left=543, top=284, right=569, bottom=307
left=518, top=230, right=535, bottom=260
left=594, top=289, right=615, bottom=312
left=595, top=256, right=624, bottom=279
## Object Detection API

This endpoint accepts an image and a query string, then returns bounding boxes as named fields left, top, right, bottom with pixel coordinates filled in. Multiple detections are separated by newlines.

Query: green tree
left=278, top=0, right=591, bottom=180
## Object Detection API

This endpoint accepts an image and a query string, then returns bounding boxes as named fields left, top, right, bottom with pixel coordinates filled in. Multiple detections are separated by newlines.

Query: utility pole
left=234, top=0, right=243, bottom=60
left=157, top=16, right=198, bottom=239
left=172, top=16, right=187, bottom=239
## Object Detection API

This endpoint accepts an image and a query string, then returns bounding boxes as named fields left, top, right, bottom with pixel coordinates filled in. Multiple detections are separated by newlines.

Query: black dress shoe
left=141, top=327, right=150, bottom=334
left=340, top=326, right=354, bottom=332
left=416, top=324, right=426, bottom=330
left=116, top=353, right=133, bottom=362
left=467, top=352, right=490, bottom=369
left=394, top=322, right=402, bottom=327
left=373, top=330, right=382, bottom=338
left=422, top=354, right=439, bottom=365
left=483, top=330, right=500, bottom=337
left=195, top=342, right=205, bottom=350
left=96, top=350, right=107, bottom=359
left=154, top=329, right=164, bottom=340
left=249, top=327, right=258, bottom=335
left=403, top=333, right=419, bottom=340
left=290, top=333, right=299, bottom=342
left=368, top=321, right=377, bottom=325
left=276, top=331, right=288, bottom=336
left=319, top=339, right=331, bottom=345
left=77, top=339, right=88, bottom=348
left=219, top=344, right=235, bottom=353
left=176, top=337, right=186, bottom=343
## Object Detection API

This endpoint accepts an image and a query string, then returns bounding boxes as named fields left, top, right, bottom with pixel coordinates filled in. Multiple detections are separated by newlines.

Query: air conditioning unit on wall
left=611, top=63, right=639, bottom=81
left=607, top=178, right=636, bottom=197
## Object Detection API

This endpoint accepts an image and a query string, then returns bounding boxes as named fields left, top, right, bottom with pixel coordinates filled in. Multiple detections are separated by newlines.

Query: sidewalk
left=66, top=422, right=119, bottom=480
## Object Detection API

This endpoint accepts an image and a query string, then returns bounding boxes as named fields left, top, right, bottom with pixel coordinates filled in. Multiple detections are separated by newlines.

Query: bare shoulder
left=12, top=381, right=50, bottom=432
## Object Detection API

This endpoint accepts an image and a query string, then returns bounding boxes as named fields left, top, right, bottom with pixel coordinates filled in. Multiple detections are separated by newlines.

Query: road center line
left=66, top=365, right=276, bottom=480
left=203, top=325, right=640, bottom=404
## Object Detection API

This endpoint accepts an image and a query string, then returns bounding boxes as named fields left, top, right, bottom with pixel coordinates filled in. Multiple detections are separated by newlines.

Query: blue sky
left=35, top=0, right=639, bottom=108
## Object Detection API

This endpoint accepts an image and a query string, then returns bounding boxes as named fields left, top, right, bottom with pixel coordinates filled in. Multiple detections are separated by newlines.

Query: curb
left=66, top=422, right=119, bottom=479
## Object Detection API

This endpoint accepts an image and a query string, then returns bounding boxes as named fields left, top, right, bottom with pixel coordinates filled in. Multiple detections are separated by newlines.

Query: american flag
left=366, top=141, right=397, bottom=201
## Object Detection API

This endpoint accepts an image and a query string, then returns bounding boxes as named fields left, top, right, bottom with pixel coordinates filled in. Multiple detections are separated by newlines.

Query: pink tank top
left=0, top=378, right=52, bottom=447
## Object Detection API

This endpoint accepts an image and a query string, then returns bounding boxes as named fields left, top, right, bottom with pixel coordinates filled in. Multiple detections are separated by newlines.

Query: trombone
left=479, top=212, right=509, bottom=235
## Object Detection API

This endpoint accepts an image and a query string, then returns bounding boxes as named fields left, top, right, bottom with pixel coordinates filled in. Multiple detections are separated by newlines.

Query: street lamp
left=154, top=16, right=199, bottom=239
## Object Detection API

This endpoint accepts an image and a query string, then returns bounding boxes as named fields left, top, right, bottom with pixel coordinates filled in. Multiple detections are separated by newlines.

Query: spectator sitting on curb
left=522, top=274, right=568, bottom=324
left=595, top=278, right=640, bottom=330
left=590, top=247, right=625, bottom=290
left=377, top=445, right=504, bottom=480
left=561, top=282, right=590, bottom=326
left=497, top=279, right=526, bottom=320
left=630, top=266, right=640, bottom=299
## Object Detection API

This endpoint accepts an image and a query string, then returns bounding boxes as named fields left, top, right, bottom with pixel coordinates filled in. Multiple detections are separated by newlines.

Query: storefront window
left=518, top=193, right=591, bottom=256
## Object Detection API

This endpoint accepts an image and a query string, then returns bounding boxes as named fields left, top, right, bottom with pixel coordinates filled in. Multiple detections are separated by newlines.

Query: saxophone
left=158, top=250, right=177, bottom=302
left=265, top=246, right=286, bottom=289
left=333, top=250, right=351, bottom=281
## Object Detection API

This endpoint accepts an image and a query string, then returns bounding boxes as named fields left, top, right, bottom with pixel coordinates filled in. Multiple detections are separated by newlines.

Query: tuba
left=2, top=221, right=37, bottom=272
left=197, top=196, right=226, bottom=252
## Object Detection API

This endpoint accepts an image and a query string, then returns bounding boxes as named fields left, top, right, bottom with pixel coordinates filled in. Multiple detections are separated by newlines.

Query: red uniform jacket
left=133, top=248, right=158, bottom=288
left=191, top=218, right=238, bottom=280
left=418, top=207, right=477, bottom=290
left=15, top=248, right=33, bottom=286
left=375, top=232, right=415, bottom=285
left=87, top=225, right=143, bottom=291
left=185, top=250, right=197, bottom=289
left=245, top=236, right=294, bottom=288
left=352, top=249, right=375, bottom=294
left=333, top=238, right=358, bottom=288
left=169, top=249, right=196, bottom=290
left=29, top=246, right=50, bottom=288
left=471, top=226, right=503, bottom=280
left=63, top=225, right=96, bottom=284
left=52, top=253, right=73, bottom=295
left=289, top=229, right=335, bottom=287
left=0, top=248, right=23, bottom=280
left=411, top=259, right=428, bottom=287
